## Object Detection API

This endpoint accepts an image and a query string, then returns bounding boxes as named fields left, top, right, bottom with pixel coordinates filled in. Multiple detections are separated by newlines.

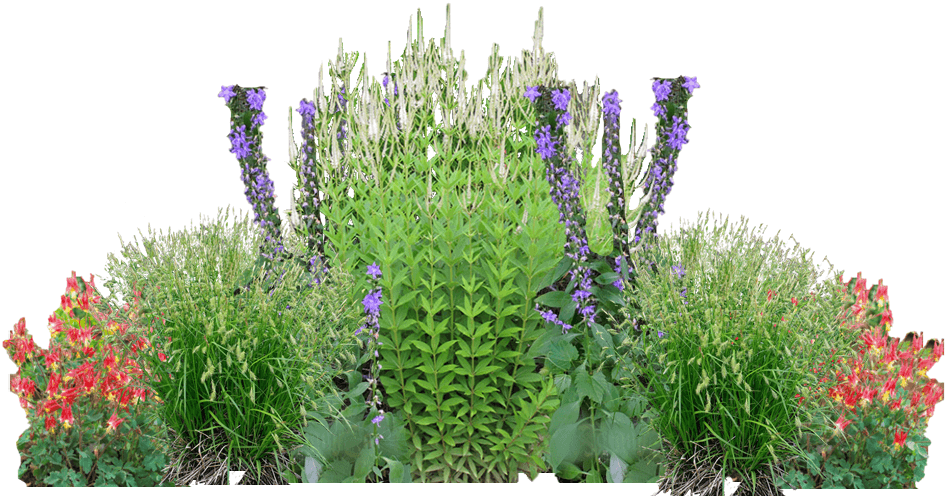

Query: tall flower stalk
left=355, top=262, right=386, bottom=475
left=219, top=84, right=293, bottom=293
left=526, top=76, right=699, bottom=337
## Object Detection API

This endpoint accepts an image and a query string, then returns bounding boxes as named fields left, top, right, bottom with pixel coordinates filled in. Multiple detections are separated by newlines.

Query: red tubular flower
left=58, top=386, right=80, bottom=406
left=106, top=413, right=126, bottom=433
left=844, top=391, right=859, bottom=409
left=60, top=403, right=75, bottom=429
left=44, top=349, right=61, bottom=370
left=860, top=388, right=878, bottom=406
left=912, top=333, right=925, bottom=354
left=861, top=331, right=887, bottom=352
left=893, top=430, right=907, bottom=449
left=934, top=339, right=945, bottom=361
left=46, top=372, right=61, bottom=397
left=874, top=281, right=889, bottom=303
left=911, top=392, right=922, bottom=408
left=835, top=414, right=852, bottom=433
left=43, top=398, right=61, bottom=416
left=898, top=361, right=913, bottom=386
left=888, top=397, right=903, bottom=411
left=47, top=314, right=65, bottom=333
left=926, top=385, right=944, bottom=407
left=44, top=416, right=57, bottom=432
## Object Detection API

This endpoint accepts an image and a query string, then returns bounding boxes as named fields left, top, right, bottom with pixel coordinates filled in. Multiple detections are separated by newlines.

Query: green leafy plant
left=92, top=205, right=367, bottom=485
left=219, top=6, right=591, bottom=482
left=779, top=272, right=945, bottom=489
left=521, top=77, right=697, bottom=483
left=286, top=368, right=413, bottom=483
left=626, top=209, right=851, bottom=495
left=5, top=274, right=173, bottom=486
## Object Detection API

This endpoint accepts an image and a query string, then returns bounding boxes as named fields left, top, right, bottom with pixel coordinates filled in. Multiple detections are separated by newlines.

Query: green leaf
left=353, top=446, right=375, bottom=481
left=557, top=461, right=582, bottom=481
left=550, top=399, right=581, bottom=431
left=553, top=373, right=572, bottom=393
left=78, top=449, right=92, bottom=474
left=535, top=290, right=571, bottom=309
left=573, top=369, right=607, bottom=405
left=550, top=421, right=582, bottom=470
left=548, top=341, right=579, bottom=371
left=409, top=340, right=433, bottom=355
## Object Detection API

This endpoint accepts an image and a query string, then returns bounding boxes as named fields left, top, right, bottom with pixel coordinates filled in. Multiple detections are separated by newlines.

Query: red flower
left=13, top=317, right=27, bottom=337
left=44, top=416, right=57, bottom=432
left=898, top=361, right=913, bottom=386
left=44, top=349, right=62, bottom=370
left=58, top=386, right=80, bottom=406
left=834, top=414, right=852, bottom=433
left=48, top=314, right=65, bottom=333
left=911, top=392, right=922, bottom=408
left=893, top=430, right=907, bottom=449
left=874, top=281, right=889, bottom=304
left=43, top=398, right=61, bottom=416
left=926, top=385, right=944, bottom=407
left=106, top=413, right=126, bottom=433
left=60, top=403, right=75, bottom=430
left=46, top=372, right=61, bottom=397
left=934, top=340, right=945, bottom=361
left=861, top=331, right=886, bottom=352
left=912, top=333, right=925, bottom=354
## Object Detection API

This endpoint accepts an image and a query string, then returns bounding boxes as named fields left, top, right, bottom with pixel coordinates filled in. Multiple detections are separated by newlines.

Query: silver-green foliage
left=626, top=209, right=851, bottom=492
left=94, top=205, right=366, bottom=483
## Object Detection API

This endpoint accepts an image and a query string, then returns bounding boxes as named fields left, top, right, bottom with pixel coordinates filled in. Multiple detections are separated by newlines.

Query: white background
left=2, top=0, right=946, bottom=495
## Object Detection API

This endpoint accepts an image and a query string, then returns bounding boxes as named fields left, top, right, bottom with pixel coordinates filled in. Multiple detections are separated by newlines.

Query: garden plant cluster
left=5, top=5, right=943, bottom=492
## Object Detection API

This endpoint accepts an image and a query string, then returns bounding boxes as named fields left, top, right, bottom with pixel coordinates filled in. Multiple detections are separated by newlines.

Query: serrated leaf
left=548, top=341, right=579, bottom=371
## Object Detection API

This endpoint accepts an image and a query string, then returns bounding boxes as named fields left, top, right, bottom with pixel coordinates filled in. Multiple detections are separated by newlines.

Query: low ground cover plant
left=5, top=274, right=173, bottom=486
left=778, top=273, right=945, bottom=489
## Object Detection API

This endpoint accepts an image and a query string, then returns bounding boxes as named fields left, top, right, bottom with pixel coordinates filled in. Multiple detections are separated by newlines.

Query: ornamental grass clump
left=627, top=209, right=852, bottom=495
left=92, top=205, right=368, bottom=485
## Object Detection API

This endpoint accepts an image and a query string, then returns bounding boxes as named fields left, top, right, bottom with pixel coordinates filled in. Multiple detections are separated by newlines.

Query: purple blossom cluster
left=356, top=262, right=386, bottom=445
left=524, top=76, right=699, bottom=336
left=525, top=84, right=598, bottom=330
left=218, top=84, right=290, bottom=292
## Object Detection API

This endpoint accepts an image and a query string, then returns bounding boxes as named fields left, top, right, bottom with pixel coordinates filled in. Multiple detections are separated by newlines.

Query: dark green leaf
left=535, top=290, right=571, bottom=309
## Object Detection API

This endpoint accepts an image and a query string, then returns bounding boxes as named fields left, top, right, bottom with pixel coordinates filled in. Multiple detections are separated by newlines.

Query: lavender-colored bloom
left=362, top=289, right=383, bottom=315
left=372, top=413, right=385, bottom=425
left=682, top=76, right=700, bottom=93
left=221, top=85, right=287, bottom=281
left=652, top=80, right=673, bottom=102
left=524, top=86, right=541, bottom=102
left=367, top=262, right=382, bottom=279
left=218, top=85, right=237, bottom=103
